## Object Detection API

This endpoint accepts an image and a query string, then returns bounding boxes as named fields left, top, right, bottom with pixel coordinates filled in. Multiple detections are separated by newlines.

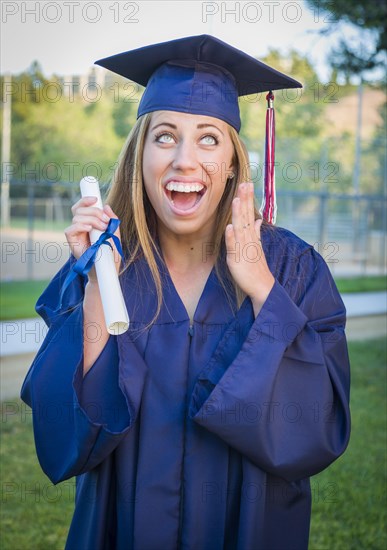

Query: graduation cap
left=95, top=35, right=302, bottom=224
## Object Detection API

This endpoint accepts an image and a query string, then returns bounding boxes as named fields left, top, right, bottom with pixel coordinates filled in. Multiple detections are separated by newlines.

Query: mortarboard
left=95, top=35, right=303, bottom=224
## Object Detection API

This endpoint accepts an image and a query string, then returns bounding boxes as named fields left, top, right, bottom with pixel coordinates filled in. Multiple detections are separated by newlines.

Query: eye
left=155, top=132, right=175, bottom=144
left=201, top=134, right=218, bottom=145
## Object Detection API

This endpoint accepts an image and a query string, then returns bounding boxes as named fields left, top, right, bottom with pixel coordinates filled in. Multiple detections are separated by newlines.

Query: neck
left=157, top=225, right=216, bottom=274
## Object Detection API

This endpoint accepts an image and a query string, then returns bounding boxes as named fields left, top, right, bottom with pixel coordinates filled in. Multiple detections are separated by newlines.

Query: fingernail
left=102, top=214, right=110, bottom=222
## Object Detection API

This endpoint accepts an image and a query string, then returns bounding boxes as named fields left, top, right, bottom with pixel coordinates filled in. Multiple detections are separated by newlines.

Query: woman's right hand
left=64, top=197, right=122, bottom=282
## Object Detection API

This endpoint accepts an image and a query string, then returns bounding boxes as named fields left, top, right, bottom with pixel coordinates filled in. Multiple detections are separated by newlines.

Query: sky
left=0, top=0, right=349, bottom=81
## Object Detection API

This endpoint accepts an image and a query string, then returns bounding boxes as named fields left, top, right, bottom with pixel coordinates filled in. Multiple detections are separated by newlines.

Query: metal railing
left=2, top=181, right=386, bottom=280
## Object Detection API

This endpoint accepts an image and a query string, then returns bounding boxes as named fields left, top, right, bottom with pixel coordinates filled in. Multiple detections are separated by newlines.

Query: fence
left=1, top=180, right=386, bottom=281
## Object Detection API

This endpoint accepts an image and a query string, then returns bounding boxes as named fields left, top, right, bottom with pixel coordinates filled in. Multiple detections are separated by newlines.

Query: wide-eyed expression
left=142, top=110, right=235, bottom=237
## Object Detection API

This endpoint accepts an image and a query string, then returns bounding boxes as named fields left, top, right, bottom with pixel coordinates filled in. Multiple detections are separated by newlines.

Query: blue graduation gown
left=21, top=225, right=351, bottom=550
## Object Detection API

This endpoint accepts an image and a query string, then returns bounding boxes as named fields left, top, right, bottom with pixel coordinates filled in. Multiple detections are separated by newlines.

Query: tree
left=111, top=96, right=137, bottom=138
left=0, top=62, right=50, bottom=124
left=239, top=50, right=328, bottom=192
left=306, top=0, right=387, bottom=77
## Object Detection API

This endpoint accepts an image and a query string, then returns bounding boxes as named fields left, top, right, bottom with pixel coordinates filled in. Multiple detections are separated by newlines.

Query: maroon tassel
left=260, top=91, right=277, bottom=224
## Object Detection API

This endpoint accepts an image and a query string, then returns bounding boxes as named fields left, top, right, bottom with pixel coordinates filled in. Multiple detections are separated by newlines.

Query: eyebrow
left=197, top=123, right=224, bottom=136
left=150, top=122, right=224, bottom=136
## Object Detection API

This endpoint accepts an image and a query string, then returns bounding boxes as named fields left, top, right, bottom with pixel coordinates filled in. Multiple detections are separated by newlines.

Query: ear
left=227, top=164, right=236, bottom=180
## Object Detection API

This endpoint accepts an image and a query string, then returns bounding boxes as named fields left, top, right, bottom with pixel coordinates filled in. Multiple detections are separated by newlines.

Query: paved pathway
left=1, top=318, right=47, bottom=356
left=2, top=228, right=69, bottom=281
left=2, top=227, right=386, bottom=281
left=1, top=292, right=386, bottom=400
left=1, top=291, right=386, bottom=356
left=341, top=291, right=387, bottom=317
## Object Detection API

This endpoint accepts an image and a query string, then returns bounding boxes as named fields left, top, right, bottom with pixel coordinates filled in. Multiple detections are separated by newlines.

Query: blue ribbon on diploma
left=56, top=218, right=124, bottom=312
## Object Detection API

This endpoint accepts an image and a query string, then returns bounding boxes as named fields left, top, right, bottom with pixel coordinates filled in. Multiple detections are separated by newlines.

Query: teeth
left=165, top=181, right=204, bottom=193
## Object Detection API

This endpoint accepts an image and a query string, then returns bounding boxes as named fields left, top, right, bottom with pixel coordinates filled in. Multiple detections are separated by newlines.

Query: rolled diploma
left=80, top=176, right=129, bottom=335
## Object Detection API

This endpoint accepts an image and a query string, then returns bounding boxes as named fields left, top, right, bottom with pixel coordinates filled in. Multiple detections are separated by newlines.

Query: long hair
left=107, top=112, right=262, bottom=325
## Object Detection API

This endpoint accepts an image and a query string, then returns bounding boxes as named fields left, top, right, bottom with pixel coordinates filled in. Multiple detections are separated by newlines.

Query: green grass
left=335, top=275, right=387, bottom=294
left=9, top=218, right=69, bottom=232
left=0, top=280, right=50, bottom=320
left=1, top=275, right=386, bottom=321
left=309, top=338, right=386, bottom=549
left=0, top=402, right=75, bottom=549
left=0, top=339, right=386, bottom=549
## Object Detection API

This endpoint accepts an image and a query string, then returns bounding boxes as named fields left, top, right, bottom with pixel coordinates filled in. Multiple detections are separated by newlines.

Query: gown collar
left=121, top=239, right=241, bottom=326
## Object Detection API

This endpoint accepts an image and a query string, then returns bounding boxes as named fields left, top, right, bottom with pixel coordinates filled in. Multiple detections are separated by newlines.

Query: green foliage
left=240, top=50, right=328, bottom=192
left=30, top=98, right=119, bottom=181
left=1, top=55, right=385, bottom=198
left=112, top=96, right=138, bottom=138
left=4, top=61, right=49, bottom=124
left=1, top=65, right=124, bottom=186
left=323, top=91, right=386, bottom=195
left=241, top=49, right=324, bottom=145
left=305, top=0, right=387, bottom=76
left=364, top=100, right=387, bottom=195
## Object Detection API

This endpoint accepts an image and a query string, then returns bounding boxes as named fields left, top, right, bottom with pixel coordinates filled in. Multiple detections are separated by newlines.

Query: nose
left=171, top=140, right=198, bottom=172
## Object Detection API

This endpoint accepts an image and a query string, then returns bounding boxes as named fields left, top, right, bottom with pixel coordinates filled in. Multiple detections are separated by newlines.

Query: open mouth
left=164, top=181, right=207, bottom=212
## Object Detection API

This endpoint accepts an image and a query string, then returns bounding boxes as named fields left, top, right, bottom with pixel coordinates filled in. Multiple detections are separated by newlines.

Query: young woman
left=21, top=35, right=350, bottom=550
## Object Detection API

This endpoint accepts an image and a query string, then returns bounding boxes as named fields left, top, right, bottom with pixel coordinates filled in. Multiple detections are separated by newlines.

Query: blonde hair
left=107, top=112, right=262, bottom=326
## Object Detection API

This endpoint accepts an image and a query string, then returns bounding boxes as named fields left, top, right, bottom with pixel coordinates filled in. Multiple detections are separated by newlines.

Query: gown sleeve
left=20, top=257, right=147, bottom=485
left=189, top=246, right=351, bottom=483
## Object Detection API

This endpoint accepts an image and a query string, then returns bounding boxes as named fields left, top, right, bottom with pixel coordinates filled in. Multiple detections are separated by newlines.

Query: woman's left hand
left=225, top=182, right=275, bottom=316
